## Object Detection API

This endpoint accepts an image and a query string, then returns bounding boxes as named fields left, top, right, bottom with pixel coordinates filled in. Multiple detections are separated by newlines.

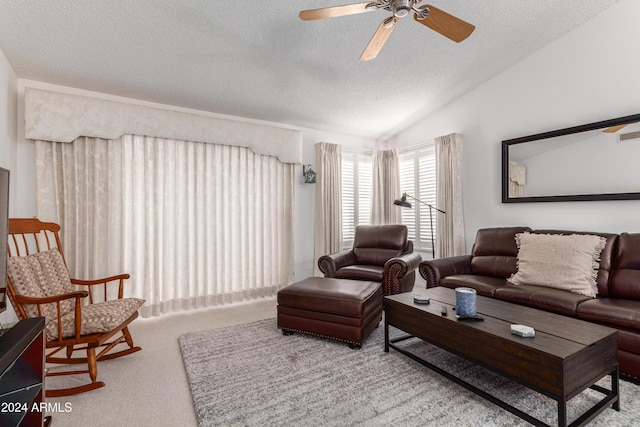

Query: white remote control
left=510, top=324, right=535, bottom=338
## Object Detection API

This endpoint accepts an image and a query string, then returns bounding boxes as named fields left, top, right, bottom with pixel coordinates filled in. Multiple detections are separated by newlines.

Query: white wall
left=0, top=48, right=17, bottom=324
left=0, top=48, right=17, bottom=197
left=391, top=0, right=640, bottom=250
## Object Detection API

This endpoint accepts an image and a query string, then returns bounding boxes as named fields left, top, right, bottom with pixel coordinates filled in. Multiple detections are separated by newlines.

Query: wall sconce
left=303, top=165, right=316, bottom=183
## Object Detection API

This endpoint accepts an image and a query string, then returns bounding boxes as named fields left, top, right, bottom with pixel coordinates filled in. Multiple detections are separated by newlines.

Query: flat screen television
left=0, top=167, right=9, bottom=314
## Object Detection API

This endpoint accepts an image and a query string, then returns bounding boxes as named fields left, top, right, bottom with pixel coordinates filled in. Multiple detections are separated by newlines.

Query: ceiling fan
left=603, top=124, right=632, bottom=133
left=299, top=1, right=475, bottom=61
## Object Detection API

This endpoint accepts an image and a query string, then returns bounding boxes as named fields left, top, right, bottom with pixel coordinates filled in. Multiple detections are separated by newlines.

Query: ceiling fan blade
left=603, top=124, right=629, bottom=133
left=360, top=17, right=398, bottom=61
left=413, top=5, right=475, bottom=42
left=299, top=2, right=374, bottom=21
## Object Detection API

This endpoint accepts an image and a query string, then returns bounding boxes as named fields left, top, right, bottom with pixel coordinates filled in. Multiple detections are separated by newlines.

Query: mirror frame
left=502, top=113, right=640, bottom=203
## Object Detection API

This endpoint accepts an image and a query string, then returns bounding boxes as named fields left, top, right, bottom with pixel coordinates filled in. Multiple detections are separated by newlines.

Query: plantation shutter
left=341, top=151, right=372, bottom=248
left=398, top=145, right=436, bottom=251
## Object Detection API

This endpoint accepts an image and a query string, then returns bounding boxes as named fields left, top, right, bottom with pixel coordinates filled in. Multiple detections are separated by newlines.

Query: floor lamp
left=393, top=192, right=445, bottom=259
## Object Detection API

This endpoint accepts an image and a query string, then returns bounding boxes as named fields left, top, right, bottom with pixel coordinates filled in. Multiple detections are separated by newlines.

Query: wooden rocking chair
left=6, top=218, right=144, bottom=397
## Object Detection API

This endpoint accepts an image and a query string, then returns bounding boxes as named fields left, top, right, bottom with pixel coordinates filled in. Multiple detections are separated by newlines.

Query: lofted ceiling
left=0, top=0, right=621, bottom=140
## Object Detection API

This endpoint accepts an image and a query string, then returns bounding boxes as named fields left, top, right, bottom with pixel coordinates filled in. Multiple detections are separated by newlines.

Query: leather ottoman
left=277, top=277, right=383, bottom=348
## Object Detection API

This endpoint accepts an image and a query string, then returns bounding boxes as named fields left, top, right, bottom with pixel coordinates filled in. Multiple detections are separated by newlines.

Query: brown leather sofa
left=419, top=226, right=640, bottom=381
left=318, top=224, right=422, bottom=295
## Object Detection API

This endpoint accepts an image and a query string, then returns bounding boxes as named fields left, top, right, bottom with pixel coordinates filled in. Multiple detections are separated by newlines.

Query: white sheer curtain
left=35, top=135, right=294, bottom=317
left=435, top=133, right=466, bottom=257
left=314, top=142, right=342, bottom=275
left=371, top=148, right=401, bottom=225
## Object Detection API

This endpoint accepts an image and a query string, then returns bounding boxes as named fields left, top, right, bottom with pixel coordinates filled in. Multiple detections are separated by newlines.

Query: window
left=341, top=150, right=372, bottom=248
left=399, top=144, right=437, bottom=252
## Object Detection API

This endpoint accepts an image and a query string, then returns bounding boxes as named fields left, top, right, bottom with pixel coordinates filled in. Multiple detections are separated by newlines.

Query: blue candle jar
left=455, top=287, right=477, bottom=318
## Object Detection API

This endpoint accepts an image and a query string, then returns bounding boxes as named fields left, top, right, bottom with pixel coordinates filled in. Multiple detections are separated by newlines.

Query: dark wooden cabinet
left=0, top=317, right=46, bottom=427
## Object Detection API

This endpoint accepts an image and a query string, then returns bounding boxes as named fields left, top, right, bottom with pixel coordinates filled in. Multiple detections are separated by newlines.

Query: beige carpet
left=45, top=298, right=277, bottom=426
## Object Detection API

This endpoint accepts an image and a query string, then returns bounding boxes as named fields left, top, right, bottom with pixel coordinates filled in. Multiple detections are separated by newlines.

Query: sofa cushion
left=470, top=227, right=531, bottom=278
left=277, top=277, right=382, bottom=318
left=7, top=248, right=75, bottom=320
left=336, top=265, right=384, bottom=282
left=440, top=275, right=511, bottom=297
left=45, top=297, right=145, bottom=341
left=352, top=225, right=407, bottom=266
left=609, top=233, right=640, bottom=299
left=508, top=233, right=606, bottom=298
left=494, top=284, right=591, bottom=316
left=576, top=298, right=640, bottom=332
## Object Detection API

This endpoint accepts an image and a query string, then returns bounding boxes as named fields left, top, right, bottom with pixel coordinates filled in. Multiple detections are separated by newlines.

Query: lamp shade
left=393, top=194, right=412, bottom=208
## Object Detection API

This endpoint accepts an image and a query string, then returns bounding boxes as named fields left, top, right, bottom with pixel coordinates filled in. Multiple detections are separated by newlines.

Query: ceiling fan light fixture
left=393, top=0, right=413, bottom=18
left=394, top=7, right=410, bottom=18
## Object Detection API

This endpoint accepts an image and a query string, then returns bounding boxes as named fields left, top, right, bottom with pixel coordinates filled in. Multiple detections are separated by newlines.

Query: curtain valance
left=24, top=88, right=302, bottom=164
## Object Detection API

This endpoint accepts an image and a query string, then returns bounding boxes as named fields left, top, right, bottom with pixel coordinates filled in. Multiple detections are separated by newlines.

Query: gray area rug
left=179, top=318, right=639, bottom=426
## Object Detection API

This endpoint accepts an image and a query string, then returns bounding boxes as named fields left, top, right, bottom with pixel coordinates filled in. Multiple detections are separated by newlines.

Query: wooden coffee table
left=384, top=287, right=619, bottom=427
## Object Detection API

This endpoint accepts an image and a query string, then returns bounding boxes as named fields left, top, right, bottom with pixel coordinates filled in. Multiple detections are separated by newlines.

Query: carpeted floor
left=179, top=318, right=639, bottom=427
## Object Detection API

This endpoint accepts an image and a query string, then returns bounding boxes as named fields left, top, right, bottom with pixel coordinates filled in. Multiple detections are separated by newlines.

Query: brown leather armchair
left=318, top=224, right=422, bottom=295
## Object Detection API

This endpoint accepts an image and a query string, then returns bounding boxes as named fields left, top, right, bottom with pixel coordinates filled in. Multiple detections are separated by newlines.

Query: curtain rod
left=398, top=140, right=435, bottom=153
left=342, top=146, right=373, bottom=155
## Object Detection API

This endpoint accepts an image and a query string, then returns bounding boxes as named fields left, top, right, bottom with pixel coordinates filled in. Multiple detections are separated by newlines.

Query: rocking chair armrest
left=13, top=290, right=89, bottom=305
left=71, top=273, right=131, bottom=302
left=71, top=273, right=131, bottom=286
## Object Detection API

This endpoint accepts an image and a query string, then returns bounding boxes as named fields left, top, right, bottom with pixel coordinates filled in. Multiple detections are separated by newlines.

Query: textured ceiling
left=0, top=0, right=621, bottom=139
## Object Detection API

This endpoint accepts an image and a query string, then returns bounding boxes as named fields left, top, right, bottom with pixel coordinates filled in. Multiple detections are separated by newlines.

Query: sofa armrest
left=383, top=252, right=423, bottom=295
left=318, top=249, right=357, bottom=277
left=419, top=255, right=473, bottom=288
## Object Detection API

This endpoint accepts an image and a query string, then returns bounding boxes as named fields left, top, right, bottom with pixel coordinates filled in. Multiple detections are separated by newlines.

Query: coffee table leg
left=612, top=368, right=620, bottom=411
left=384, top=317, right=389, bottom=352
left=558, top=399, right=567, bottom=427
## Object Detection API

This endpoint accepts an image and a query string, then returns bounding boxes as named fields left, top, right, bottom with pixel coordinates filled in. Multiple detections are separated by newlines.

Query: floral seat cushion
left=46, top=297, right=145, bottom=340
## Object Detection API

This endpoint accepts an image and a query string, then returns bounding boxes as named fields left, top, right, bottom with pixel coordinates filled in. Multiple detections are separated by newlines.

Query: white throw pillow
left=508, top=233, right=606, bottom=298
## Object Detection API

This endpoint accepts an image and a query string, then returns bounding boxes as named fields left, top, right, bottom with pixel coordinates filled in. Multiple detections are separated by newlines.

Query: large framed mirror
left=502, top=113, right=640, bottom=203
